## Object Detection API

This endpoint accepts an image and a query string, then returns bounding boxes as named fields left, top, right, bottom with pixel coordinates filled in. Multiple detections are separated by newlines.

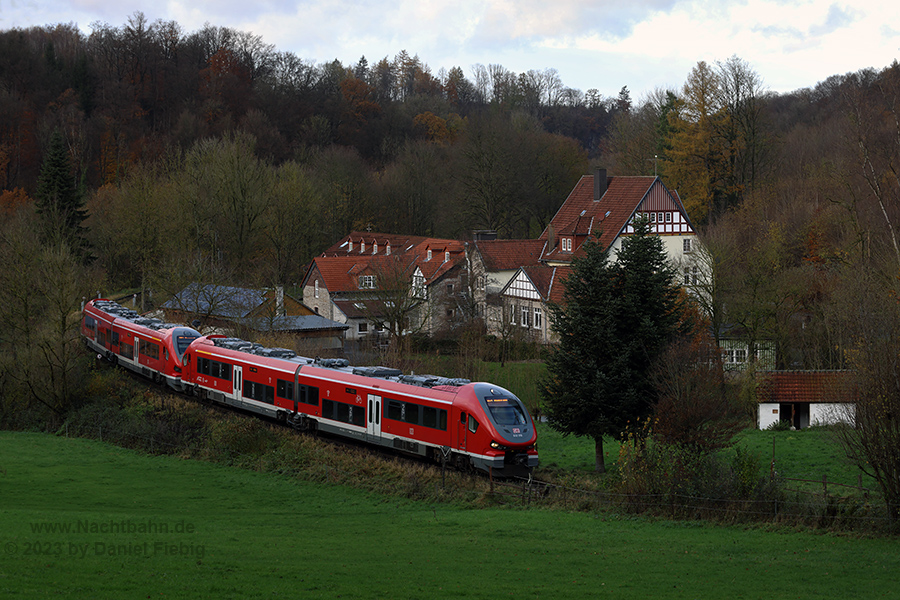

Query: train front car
left=455, top=383, right=538, bottom=478
left=81, top=299, right=201, bottom=392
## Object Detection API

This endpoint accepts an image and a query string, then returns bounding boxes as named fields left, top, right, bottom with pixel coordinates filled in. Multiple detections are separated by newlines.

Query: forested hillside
left=2, top=14, right=900, bottom=381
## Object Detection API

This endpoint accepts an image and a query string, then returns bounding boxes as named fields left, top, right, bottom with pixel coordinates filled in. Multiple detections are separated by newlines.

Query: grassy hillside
left=2, top=431, right=898, bottom=599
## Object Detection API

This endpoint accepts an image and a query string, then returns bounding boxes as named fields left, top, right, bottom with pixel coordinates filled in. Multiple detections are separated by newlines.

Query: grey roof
left=161, top=283, right=266, bottom=319
left=163, top=283, right=347, bottom=333
left=241, top=315, right=349, bottom=333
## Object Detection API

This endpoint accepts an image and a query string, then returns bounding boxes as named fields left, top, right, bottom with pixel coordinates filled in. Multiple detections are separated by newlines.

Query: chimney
left=547, top=223, right=555, bottom=251
left=594, top=168, right=607, bottom=201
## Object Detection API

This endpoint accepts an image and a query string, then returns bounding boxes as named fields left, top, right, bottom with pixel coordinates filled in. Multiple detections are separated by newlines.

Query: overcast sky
left=2, top=0, right=898, bottom=100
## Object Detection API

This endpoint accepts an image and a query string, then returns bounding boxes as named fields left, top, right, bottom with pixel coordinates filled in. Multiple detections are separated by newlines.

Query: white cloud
left=2, top=0, right=898, bottom=98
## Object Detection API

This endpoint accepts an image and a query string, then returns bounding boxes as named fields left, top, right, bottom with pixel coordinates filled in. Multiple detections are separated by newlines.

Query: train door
left=232, top=365, right=243, bottom=401
left=366, top=394, right=382, bottom=442
left=457, top=412, right=467, bottom=452
left=133, top=336, right=141, bottom=364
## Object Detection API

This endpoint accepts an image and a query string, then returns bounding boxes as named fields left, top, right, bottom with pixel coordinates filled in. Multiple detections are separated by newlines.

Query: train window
left=387, top=399, right=404, bottom=421
left=460, top=413, right=467, bottom=425
left=139, top=340, right=160, bottom=361
left=322, top=399, right=364, bottom=426
left=404, top=403, right=419, bottom=424
left=468, top=416, right=479, bottom=434
left=244, top=381, right=275, bottom=405
left=486, top=398, right=528, bottom=425
left=423, top=406, right=437, bottom=428
left=119, top=342, right=133, bottom=358
left=352, top=406, right=364, bottom=426
left=299, top=384, right=319, bottom=406
left=277, top=379, right=293, bottom=400
left=198, top=357, right=231, bottom=381
left=439, top=410, right=447, bottom=431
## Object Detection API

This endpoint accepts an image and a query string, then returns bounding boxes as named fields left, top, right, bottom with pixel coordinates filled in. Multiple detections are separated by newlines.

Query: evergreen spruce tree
left=34, top=129, right=91, bottom=261
left=540, top=219, right=687, bottom=472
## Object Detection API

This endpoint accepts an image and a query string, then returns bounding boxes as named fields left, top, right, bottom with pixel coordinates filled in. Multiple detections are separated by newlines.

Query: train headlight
left=490, top=441, right=509, bottom=451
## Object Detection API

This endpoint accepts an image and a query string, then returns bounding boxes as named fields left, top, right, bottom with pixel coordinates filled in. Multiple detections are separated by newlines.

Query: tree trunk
left=594, top=436, right=606, bottom=473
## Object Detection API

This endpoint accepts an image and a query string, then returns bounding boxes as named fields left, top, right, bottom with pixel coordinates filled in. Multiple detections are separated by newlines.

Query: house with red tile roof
left=467, top=168, right=703, bottom=342
left=756, top=370, right=856, bottom=429
left=539, top=168, right=701, bottom=275
left=301, top=234, right=468, bottom=341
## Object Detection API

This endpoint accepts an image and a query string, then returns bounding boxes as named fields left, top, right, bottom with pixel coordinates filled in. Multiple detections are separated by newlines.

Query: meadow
left=2, top=431, right=898, bottom=599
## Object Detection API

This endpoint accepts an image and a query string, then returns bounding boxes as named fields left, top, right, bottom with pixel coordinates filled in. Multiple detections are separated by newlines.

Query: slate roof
left=161, top=283, right=347, bottom=333
left=162, top=283, right=266, bottom=319
left=756, top=371, right=857, bottom=404
left=242, top=314, right=348, bottom=333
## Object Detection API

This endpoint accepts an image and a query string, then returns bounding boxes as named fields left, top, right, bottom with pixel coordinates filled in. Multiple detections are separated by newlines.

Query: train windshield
left=174, top=329, right=201, bottom=357
left=485, top=397, right=528, bottom=425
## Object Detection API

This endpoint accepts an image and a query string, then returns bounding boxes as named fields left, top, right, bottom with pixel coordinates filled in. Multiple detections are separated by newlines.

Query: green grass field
left=2, top=431, right=898, bottom=599
left=536, top=421, right=877, bottom=489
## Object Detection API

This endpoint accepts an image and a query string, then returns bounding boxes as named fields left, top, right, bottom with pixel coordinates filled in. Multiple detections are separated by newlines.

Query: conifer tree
left=34, top=129, right=90, bottom=261
left=540, top=219, right=687, bottom=472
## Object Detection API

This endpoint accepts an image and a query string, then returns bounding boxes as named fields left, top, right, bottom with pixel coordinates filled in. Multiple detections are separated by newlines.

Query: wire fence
left=57, top=419, right=898, bottom=533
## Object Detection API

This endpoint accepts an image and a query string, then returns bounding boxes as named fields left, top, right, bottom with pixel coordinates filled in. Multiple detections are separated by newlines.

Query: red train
left=81, top=299, right=539, bottom=478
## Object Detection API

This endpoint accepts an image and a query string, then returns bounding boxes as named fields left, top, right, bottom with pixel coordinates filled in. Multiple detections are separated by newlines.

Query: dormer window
left=360, top=240, right=365, bottom=253
left=444, top=251, right=450, bottom=262
left=359, top=275, right=376, bottom=289
left=348, top=240, right=353, bottom=252
left=561, top=238, right=572, bottom=252
left=386, top=243, right=391, bottom=256
left=373, top=242, right=378, bottom=255
left=427, top=249, right=432, bottom=261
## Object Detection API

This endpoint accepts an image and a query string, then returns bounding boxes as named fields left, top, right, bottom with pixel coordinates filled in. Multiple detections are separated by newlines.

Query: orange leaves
left=413, top=112, right=452, bottom=144
left=0, top=187, right=31, bottom=217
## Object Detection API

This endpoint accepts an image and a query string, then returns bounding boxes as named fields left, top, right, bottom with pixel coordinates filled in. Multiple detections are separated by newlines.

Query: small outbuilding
left=756, top=370, right=856, bottom=430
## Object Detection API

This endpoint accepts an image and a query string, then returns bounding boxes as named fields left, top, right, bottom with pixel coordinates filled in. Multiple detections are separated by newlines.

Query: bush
left=765, top=419, right=792, bottom=432
left=613, top=430, right=783, bottom=520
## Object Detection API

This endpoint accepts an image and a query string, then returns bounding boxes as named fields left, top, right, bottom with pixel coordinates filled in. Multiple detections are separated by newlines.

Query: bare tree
left=831, top=267, right=900, bottom=523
